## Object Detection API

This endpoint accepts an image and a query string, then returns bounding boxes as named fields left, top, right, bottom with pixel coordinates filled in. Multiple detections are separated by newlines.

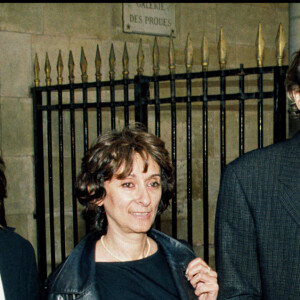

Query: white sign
left=123, top=3, right=176, bottom=37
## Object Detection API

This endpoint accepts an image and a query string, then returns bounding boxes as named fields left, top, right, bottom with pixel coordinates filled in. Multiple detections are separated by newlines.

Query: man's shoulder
left=0, top=226, right=34, bottom=250
left=226, top=136, right=295, bottom=172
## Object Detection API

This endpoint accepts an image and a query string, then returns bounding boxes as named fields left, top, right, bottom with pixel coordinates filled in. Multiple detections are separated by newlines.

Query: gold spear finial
left=275, top=23, right=286, bottom=66
left=109, top=43, right=116, bottom=81
left=202, top=34, right=209, bottom=71
left=185, top=33, right=193, bottom=72
left=80, top=47, right=88, bottom=83
left=169, top=35, right=176, bottom=74
left=153, top=37, right=160, bottom=76
left=137, top=39, right=144, bottom=75
left=34, top=53, right=40, bottom=87
left=218, top=27, right=227, bottom=70
left=57, top=50, right=63, bottom=85
left=122, top=42, right=129, bottom=79
left=256, top=23, right=265, bottom=67
left=68, top=50, right=75, bottom=84
left=95, top=44, right=101, bottom=82
left=45, top=52, right=51, bottom=86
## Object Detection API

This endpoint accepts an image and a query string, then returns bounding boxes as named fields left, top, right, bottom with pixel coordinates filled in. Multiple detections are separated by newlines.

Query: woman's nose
left=136, top=185, right=151, bottom=206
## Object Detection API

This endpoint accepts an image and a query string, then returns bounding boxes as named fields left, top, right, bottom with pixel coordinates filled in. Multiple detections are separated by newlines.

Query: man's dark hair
left=285, top=49, right=300, bottom=117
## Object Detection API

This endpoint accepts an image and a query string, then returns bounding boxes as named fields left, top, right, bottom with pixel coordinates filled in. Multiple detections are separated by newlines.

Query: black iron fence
left=32, top=64, right=288, bottom=283
left=31, top=26, right=288, bottom=283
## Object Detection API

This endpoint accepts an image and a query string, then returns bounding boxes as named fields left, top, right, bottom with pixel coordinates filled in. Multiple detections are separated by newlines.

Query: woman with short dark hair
left=44, top=124, right=218, bottom=300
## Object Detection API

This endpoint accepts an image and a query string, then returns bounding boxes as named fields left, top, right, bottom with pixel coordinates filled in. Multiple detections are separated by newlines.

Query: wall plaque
left=123, top=3, right=176, bottom=37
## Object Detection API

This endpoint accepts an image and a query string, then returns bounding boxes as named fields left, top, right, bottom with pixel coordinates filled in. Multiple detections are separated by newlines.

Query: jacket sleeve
left=20, top=240, right=40, bottom=300
left=214, top=164, right=261, bottom=299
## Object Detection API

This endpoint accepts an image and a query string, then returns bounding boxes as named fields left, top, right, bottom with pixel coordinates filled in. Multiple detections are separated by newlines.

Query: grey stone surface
left=0, top=3, right=290, bottom=268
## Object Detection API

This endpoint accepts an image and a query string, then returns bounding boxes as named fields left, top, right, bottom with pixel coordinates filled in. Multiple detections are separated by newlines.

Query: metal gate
left=32, top=30, right=288, bottom=283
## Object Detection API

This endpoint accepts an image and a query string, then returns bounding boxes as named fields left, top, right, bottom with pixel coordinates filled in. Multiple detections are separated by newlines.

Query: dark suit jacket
left=215, top=131, right=300, bottom=300
left=0, top=226, right=40, bottom=299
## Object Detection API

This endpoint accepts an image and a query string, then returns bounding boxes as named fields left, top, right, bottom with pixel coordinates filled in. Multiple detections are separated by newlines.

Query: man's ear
left=292, top=90, right=300, bottom=110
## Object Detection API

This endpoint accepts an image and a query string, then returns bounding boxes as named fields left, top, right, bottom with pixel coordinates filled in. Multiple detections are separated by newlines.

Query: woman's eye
left=149, top=181, right=160, bottom=187
left=122, top=182, right=134, bottom=188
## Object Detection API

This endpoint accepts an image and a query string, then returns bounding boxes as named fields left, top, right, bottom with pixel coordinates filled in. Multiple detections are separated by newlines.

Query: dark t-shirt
left=95, top=245, right=179, bottom=299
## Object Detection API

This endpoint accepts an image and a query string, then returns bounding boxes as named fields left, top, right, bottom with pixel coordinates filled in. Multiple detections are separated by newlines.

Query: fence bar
left=239, top=64, right=245, bottom=156
left=123, top=78, right=129, bottom=127
left=154, top=75, right=161, bottom=230
left=273, top=66, right=286, bottom=143
left=257, top=69, right=264, bottom=148
left=220, top=70, right=226, bottom=174
left=202, top=71, right=209, bottom=263
left=186, top=72, right=193, bottom=246
left=69, top=85, right=78, bottom=246
left=134, top=75, right=149, bottom=128
left=170, top=73, right=177, bottom=239
left=58, top=88, right=66, bottom=261
left=33, top=89, right=47, bottom=283
left=82, top=86, right=89, bottom=154
left=110, top=79, right=116, bottom=130
left=46, top=90, right=56, bottom=271
left=96, top=81, right=102, bottom=136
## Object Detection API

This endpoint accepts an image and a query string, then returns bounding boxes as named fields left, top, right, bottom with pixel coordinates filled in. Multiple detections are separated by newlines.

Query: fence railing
left=32, top=23, right=288, bottom=283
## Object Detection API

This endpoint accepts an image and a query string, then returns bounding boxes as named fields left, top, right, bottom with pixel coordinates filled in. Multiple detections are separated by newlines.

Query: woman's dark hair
left=75, top=123, right=174, bottom=231
left=0, top=156, right=7, bottom=227
left=285, top=49, right=300, bottom=116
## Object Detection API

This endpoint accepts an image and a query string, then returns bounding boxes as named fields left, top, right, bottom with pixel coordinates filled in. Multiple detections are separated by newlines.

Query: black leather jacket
left=43, top=229, right=198, bottom=299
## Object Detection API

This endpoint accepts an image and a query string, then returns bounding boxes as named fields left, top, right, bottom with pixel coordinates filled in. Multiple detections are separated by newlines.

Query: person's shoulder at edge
left=0, top=225, right=35, bottom=250
left=223, top=133, right=298, bottom=175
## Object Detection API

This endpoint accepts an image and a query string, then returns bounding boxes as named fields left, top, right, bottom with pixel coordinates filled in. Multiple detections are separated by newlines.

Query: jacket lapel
left=150, top=229, right=198, bottom=300
left=277, top=132, right=300, bottom=227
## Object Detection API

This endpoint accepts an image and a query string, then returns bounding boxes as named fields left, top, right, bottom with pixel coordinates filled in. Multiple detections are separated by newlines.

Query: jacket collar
left=48, top=230, right=101, bottom=296
left=277, top=131, right=300, bottom=227
left=49, top=229, right=197, bottom=299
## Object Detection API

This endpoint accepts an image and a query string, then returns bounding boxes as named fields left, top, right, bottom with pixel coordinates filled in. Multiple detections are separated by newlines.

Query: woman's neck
left=95, top=229, right=153, bottom=262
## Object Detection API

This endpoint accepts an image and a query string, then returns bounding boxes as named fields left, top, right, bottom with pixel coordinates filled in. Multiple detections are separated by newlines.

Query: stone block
left=4, top=156, right=35, bottom=215
left=1, top=97, right=34, bottom=156
left=0, top=3, right=43, bottom=34
left=43, top=3, right=113, bottom=39
left=0, top=32, right=32, bottom=98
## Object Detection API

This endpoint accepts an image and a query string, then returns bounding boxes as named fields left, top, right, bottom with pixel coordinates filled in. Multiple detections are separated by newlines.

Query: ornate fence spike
left=218, top=27, right=227, bottom=70
left=80, top=47, right=88, bottom=83
left=276, top=23, right=286, bottom=66
left=153, top=36, right=160, bottom=76
left=109, top=43, right=116, bottom=80
left=122, top=42, right=129, bottom=79
left=202, top=34, right=209, bottom=71
left=256, top=23, right=265, bottom=67
left=57, top=50, right=63, bottom=85
left=137, top=38, right=144, bottom=75
left=185, top=33, right=193, bottom=72
left=95, top=44, right=101, bottom=82
left=34, top=53, right=40, bottom=87
left=45, top=52, right=51, bottom=86
left=68, top=50, right=75, bottom=84
left=169, top=35, right=176, bottom=74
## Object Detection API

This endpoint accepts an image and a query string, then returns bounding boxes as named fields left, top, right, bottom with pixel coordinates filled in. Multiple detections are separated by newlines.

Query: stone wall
left=0, top=3, right=289, bottom=272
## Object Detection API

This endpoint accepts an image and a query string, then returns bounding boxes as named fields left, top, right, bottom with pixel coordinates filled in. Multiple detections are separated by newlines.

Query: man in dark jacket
left=215, top=50, right=300, bottom=299
left=0, top=156, right=40, bottom=299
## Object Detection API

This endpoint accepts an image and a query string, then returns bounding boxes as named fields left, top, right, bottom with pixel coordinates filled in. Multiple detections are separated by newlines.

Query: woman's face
left=99, top=153, right=162, bottom=236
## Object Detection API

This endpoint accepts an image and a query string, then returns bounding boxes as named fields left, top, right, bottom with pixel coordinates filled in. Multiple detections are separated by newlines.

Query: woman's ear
left=292, top=90, right=300, bottom=110
left=94, top=198, right=104, bottom=207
